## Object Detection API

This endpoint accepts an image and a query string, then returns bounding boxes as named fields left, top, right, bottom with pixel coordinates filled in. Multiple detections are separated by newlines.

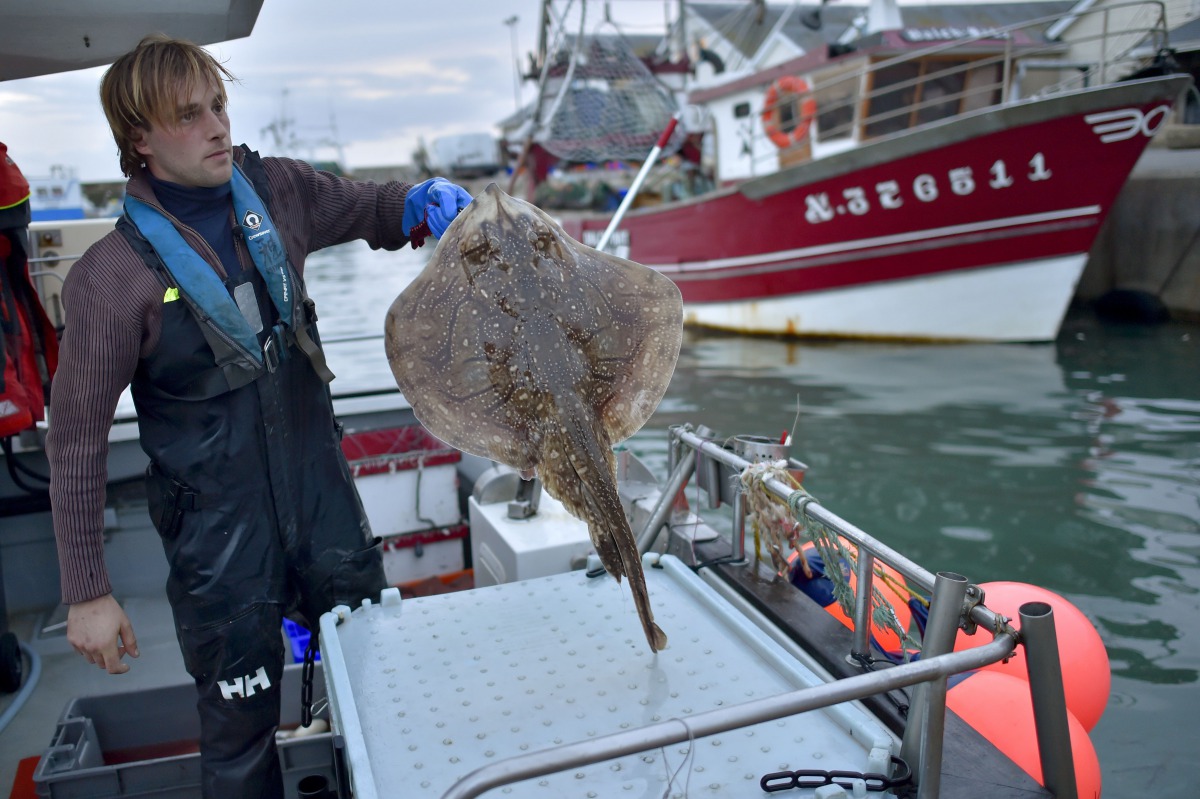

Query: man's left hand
left=403, top=177, right=472, bottom=246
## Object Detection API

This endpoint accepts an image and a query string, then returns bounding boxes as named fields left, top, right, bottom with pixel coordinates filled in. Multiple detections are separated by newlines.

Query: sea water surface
left=308, top=239, right=1200, bottom=799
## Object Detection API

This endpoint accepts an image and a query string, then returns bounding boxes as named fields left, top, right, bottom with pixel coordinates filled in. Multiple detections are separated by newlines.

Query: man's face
left=133, top=80, right=232, bottom=187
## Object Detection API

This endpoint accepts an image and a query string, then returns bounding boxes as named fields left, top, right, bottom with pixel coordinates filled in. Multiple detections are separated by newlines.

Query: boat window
left=777, top=100, right=800, bottom=135
left=914, top=60, right=968, bottom=126
left=814, top=82, right=856, bottom=142
left=733, top=101, right=751, bottom=119
left=864, top=62, right=922, bottom=138
left=962, top=62, right=1002, bottom=112
left=864, top=56, right=1002, bottom=138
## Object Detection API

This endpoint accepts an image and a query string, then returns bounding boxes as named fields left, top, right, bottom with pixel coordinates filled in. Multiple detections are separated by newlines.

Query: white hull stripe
left=673, top=217, right=1097, bottom=283
left=653, top=205, right=1102, bottom=274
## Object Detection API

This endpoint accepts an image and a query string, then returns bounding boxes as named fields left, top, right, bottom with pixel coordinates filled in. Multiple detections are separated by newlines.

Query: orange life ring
left=762, top=76, right=817, bottom=149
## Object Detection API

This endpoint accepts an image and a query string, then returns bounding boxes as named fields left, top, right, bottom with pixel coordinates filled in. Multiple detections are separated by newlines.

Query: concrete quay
left=1079, top=141, right=1200, bottom=321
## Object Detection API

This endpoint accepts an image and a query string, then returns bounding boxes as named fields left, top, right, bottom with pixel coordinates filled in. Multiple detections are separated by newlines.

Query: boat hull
left=564, top=75, right=1189, bottom=342
left=680, top=253, right=1087, bottom=341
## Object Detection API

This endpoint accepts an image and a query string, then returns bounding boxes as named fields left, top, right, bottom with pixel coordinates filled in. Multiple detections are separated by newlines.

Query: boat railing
left=655, top=423, right=1078, bottom=797
left=439, top=424, right=1081, bottom=799
left=755, top=0, right=1173, bottom=164
left=27, top=217, right=120, bottom=329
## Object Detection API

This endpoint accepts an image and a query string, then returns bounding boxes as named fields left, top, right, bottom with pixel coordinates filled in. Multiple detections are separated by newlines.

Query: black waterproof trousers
left=135, top=261, right=385, bottom=798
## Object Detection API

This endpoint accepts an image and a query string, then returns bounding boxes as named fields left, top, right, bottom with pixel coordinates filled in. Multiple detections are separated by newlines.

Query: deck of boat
left=1, top=592, right=191, bottom=795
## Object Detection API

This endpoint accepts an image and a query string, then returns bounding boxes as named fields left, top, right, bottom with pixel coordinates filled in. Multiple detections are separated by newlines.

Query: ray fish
left=385, top=183, right=682, bottom=652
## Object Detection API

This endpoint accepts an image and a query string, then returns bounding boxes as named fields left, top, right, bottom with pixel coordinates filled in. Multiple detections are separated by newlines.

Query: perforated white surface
left=321, top=555, right=893, bottom=798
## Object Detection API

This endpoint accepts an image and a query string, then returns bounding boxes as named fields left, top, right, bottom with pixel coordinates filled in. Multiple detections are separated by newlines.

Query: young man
left=45, top=34, right=471, bottom=798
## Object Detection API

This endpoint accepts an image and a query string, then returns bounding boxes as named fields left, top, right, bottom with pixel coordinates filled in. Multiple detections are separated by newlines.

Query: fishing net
left=536, top=25, right=685, bottom=163
left=739, top=461, right=923, bottom=657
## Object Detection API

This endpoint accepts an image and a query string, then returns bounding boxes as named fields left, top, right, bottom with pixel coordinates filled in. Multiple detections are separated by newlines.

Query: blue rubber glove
left=402, top=177, right=472, bottom=247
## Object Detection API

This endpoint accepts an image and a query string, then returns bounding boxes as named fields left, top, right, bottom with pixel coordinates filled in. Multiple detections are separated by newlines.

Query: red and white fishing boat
left=515, top=1, right=1194, bottom=341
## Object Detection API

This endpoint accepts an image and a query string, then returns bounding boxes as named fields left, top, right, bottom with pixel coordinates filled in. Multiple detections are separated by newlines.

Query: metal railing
left=753, top=0, right=1172, bottom=167
left=438, top=423, right=1082, bottom=799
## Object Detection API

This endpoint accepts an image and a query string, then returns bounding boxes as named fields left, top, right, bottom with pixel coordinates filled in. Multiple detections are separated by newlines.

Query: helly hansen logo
left=217, top=666, right=271, bottom=700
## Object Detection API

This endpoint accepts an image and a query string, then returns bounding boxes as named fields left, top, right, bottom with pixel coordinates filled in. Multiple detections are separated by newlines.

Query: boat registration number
left=802, top=153, right=1053, bottom=225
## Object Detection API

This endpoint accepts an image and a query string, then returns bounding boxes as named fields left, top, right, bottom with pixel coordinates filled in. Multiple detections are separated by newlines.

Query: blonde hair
left=99, top=34, right=237, bottom=177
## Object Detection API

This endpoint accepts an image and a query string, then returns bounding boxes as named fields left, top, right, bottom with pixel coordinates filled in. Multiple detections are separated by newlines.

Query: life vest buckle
left=262, top=333, right=280, bottom=373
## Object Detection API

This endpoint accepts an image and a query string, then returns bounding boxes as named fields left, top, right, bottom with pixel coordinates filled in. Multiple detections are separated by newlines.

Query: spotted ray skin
left=385, top=183, right=681, bottom=652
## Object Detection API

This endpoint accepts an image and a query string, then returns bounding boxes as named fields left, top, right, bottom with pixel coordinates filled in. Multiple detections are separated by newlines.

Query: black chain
left=301, top=639, right=318, bottom=728
left=760, top=755, right=912, bottom=793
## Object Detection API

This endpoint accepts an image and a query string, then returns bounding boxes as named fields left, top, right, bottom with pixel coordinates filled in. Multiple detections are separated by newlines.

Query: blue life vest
left=120, top=161, right=332, bottom=394
left=123, top=163, right=293, bottom=366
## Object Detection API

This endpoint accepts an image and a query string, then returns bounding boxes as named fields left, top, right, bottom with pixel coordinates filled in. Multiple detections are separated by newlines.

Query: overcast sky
left=1, top=0, right=683, bottom=182
left=1, top=0, right=1034, bottom=183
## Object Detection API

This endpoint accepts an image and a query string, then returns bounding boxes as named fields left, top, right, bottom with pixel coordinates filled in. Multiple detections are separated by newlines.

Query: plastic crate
left=33, top=664, right=335, bottom=798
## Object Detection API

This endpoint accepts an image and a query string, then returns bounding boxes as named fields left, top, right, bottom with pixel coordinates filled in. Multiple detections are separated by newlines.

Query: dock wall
left=1078, top=142, right=1200, bottom=320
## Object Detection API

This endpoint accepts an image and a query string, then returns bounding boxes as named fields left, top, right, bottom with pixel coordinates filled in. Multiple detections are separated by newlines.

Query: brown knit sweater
left=46, top=148, right=412, bottom=604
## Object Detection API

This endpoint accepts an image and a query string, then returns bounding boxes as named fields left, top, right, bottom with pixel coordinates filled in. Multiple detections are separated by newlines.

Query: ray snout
left=464, top=183, right=513, bottom=225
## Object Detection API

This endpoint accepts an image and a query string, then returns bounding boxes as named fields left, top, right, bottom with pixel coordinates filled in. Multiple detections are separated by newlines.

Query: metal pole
left=594, top=112, right=681, bottom=252
left=731, top=483, right=747, bottom=563
left=1020, top=601, right=1078, bottom=799
left=440, top=633, right=1016, bottom=799
left=504, top=15, right=521, bottom=110
left=1099, top=7, right=1110, bottom=86
left=635, top=448, right=696, bottom=554
left=901, top=571, right=968, bottom=797
left=850, top=550, right=875, bottom=658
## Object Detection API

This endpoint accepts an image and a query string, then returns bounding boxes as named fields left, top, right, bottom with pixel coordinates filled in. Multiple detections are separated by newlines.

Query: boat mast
left=537, top=0, right=552, bottom=74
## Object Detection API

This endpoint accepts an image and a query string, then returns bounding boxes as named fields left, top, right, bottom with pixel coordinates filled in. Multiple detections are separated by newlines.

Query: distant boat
left=26, top=166, right=85, bottom=221
left=429, top=133, right=504, bottom=179
left=511, top=0, right=1195, bottom=342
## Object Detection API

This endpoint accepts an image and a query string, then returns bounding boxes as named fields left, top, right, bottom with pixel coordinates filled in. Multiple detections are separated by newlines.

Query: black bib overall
left=121, top=157, right=386, bottom=799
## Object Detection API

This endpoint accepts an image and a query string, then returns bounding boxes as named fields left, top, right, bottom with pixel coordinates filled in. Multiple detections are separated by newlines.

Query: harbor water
left=311, top=238, right=1200, bottom=798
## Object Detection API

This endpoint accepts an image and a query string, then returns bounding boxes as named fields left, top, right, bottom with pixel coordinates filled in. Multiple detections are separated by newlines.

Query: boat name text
left=901, top=27, right=1001, bottom=42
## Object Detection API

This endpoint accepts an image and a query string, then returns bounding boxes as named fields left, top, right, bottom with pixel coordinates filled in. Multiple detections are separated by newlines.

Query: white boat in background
left=428, top=133, right=505, bottom=179
left=509, top=1, right=1195, bottom=342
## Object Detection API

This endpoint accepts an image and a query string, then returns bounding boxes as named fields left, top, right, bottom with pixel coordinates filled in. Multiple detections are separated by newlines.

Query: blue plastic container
left=282, top=618, right=320, bottom=663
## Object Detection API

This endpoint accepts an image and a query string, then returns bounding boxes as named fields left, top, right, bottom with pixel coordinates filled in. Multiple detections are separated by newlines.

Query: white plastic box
left=468, top=490, right=592, bottom=586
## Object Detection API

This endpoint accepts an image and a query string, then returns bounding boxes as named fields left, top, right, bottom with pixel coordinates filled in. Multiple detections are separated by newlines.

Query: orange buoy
left=947, top=670, right=1102, bottom=798
left=790, top=543, right=913, bottom=654
left=953, top=581, right=1110, bottom=731
left=761, top=76, right=817, bottom=149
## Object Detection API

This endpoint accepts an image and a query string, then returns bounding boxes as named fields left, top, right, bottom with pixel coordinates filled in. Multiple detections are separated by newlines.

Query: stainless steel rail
left=632, top=424, right=1077, bottom=797
left=440, top=633, right=1017, bottom=799
left=675, top=426, right=938, bottom=589
left=750, top=0, right=1171, bottom=170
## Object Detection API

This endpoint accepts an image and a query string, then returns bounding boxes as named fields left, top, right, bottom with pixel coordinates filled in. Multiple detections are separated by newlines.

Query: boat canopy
left=0, top=0, right=264, bottom=82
